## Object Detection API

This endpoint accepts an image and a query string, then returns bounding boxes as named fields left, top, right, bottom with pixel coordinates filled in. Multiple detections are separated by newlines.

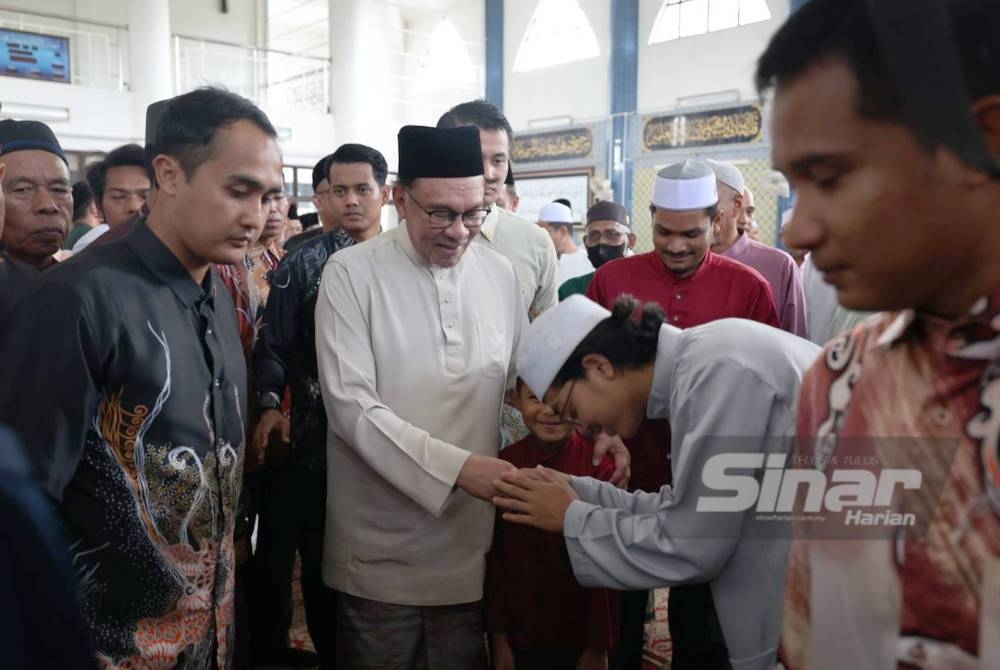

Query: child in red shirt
left=486, top=379, right=618, bottom=670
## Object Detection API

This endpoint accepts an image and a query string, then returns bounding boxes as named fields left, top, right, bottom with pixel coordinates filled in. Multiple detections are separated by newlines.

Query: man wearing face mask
left=558, top=200, right=634, bottom=300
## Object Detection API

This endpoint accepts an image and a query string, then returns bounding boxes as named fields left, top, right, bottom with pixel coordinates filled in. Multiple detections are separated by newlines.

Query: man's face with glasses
left=584, top=220, right=633, bottom=248
left=394, top=176, right=488, bottom=268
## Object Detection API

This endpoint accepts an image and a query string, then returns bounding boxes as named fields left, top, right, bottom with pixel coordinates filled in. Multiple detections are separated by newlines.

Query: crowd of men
left=0, top=0, right=998, bottom=668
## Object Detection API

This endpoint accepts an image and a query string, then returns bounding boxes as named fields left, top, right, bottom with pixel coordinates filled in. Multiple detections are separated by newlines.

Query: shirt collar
left=647, top=324, right=683, bottom=420
left=126, top=218, right=208, bottom=309
left=395, top=220, right=429, bottom=268
left=721, top=231, right=751, bottom=259
left=480, top=206, right=500, bottom=242
left=875, top=285, right=1000, bottom=361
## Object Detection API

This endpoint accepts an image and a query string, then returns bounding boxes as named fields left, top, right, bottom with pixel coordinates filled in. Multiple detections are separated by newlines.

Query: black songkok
left=0, top=118, right=67, bottom=165
left=587, top=200, right=630, bottom=229
left=397, top=126, right=483, bottom=180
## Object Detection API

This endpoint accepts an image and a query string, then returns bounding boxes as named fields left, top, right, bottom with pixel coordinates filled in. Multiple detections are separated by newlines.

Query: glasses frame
left=406, top=190, right=491, bottom=230
left=584, top=226, right=630, bottom=246
left=554, top=378, right=584, bottom=428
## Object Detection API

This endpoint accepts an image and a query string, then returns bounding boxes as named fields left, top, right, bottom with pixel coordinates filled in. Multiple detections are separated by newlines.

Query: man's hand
left=457, top=454, right=515, bottom=502
left=253, top=408, right=290, bottom=461
left=492, top=466, right=579, bottom=532
left=591, top=432, right=630, bottom=489
left=492, top=633, right=515, bottom=670
left=577, top=649, right=608, bottom=670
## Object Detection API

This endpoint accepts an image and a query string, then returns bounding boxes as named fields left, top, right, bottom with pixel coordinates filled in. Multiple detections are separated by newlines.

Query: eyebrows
left=330, top=181, right=375, bottom=190
left=6, top=175, right=71, bottom=187
left=106, top=186, right=151, bottom=194
left=776, top=151, right=855, bottom=178
left=227, top=174, right=284, bottom=195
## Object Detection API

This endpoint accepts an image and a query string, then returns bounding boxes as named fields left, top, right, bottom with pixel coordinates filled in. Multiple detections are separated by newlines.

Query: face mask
left=587, top=243, right=626, bottom=268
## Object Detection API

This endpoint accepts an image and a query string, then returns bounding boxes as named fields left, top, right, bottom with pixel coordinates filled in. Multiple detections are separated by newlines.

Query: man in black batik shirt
left=0, top=88, right=285, bottom=670
left=249, top=142, right=388, bottom=666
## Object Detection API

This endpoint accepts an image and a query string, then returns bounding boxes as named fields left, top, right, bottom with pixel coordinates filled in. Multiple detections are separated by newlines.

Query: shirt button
left=213, top=379, right=222, bottom=388
left=675, top=294, right=681, bottom=300
left=672, top=316, right=680, bottom=323
left=444, top=298, right=451, bottom=304
left=206, top=328, right=214, bottom=336
left=930, top=405, right=951, bottom=426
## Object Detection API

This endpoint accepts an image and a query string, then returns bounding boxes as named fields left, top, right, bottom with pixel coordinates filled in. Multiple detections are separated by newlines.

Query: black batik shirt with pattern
left=0, top=220, right=247, bottom=669
left=252, top=229, right=353, bottom=467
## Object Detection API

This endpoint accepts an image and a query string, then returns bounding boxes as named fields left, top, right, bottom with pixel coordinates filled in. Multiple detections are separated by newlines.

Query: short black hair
left=87, top=143, right=146, bottom=204
left=552, top=295, right=663, bottom=388
left=71, top=180, right=95, bottom=221
left=287, top=202, right=298, bottom=220
left=145, top=87, right=277, bottom=186
left=312, top=154, right=333, bottom=191
left=299, top=212, right=320, bottom=230
left=756, top=0, right=999, bottom=130
left=553, top=198, right=572, bottom=210
left=328, top=143, right=388, bottom=187
left=437, top=99, right=515, bottom=144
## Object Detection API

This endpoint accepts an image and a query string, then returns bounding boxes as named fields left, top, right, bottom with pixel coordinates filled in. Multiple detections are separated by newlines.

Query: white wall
left=502, top=0, right=610, bottom=132
left=1, top=79, right=134, bottom=152
left=0, top=0, right=127, bottom=25
left=637, top=0, right=789, bottom=112
left=169, top=0, right=260, bottom=45
left=400, top=1, right=484, bottom=128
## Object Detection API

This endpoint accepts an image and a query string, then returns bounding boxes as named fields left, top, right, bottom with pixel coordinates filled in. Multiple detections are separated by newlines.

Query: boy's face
left=514, top=382, right=574, bottom=445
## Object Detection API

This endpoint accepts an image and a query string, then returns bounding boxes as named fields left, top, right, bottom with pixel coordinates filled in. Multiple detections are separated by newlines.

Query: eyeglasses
left=585, top=229, right=629, bottom=245
left=263, top=192, right=289, bottom=207
left=554, top=378, right=584, bottom=427
left=406, top=190, right=491, bottom=229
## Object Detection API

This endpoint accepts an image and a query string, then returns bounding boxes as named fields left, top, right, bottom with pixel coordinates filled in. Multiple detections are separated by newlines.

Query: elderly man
left=559, top=200, right=634, bottom=300
left=759, top=0, right=1000, bottom=667
left=0, top=88, right=284, bottom=668
left=708, top=159, right=808, bottom=337
left=438, top=100, right=558, bottom=322
left=313, top=125, right=524, bottom=668
left=0, top=119, right=71, bottom=320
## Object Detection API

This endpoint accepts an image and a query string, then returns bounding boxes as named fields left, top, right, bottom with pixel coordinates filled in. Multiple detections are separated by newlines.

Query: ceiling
left=266, top=0, right=474, bottom=58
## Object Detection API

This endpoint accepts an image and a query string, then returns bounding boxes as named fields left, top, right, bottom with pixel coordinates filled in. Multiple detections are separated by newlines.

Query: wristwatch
left=257, top=391, right=282, bottom=411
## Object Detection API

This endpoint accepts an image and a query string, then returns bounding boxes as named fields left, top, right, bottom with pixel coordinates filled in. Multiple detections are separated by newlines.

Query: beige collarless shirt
left=476, top=206, right=558, bottom=321
left=315, top=223, right=526, bottom=606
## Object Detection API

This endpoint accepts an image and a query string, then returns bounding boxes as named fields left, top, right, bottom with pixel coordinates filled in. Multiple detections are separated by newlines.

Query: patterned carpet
left=644, top=589, right=672, bottom=669
left=287, top=561, right=672, bottom=667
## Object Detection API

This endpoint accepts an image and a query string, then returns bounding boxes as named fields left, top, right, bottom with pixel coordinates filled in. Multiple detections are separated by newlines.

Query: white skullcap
left=652, top=160, right=718, bottom=211
left=517, top=294, right=611, bottom=400
left=538, top=201, right=574, bottom=224
left=705, top=159, right=746, bottom=194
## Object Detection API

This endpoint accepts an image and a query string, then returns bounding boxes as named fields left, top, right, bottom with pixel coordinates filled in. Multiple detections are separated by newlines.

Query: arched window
left=417, top=18, right=477, bottom=90
left=649, top=0, right=772, bottom=44
left=513, top=0, right=601, bottom=73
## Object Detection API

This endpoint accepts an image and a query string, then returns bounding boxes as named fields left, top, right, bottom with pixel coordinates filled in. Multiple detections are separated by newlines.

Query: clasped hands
left=456, top=432, right=630, bottom=533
